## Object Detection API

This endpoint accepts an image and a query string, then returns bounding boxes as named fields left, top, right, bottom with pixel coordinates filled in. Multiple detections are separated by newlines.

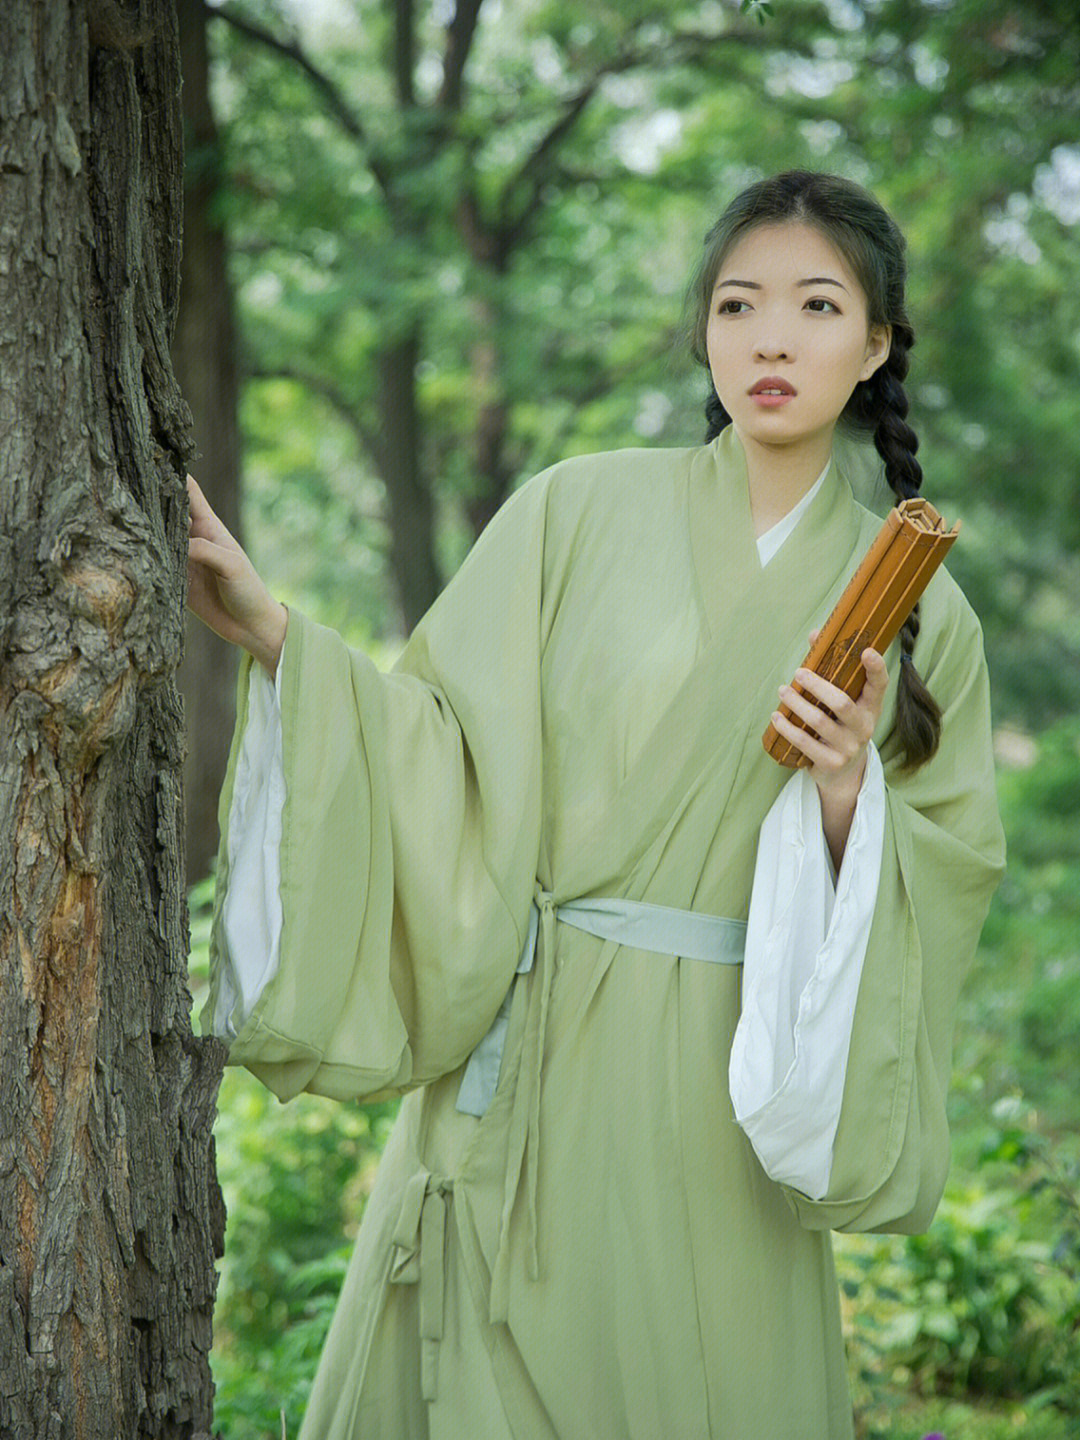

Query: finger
left=187, top=475, right=238, bottom=548
left=789, top=667, right=855, bottom=724
left=860, top=648, right=890, bottom=702
left=778, top=685, right=845, bottom=749
left=187, top=474, right=209, bottom=513
left=188, top=535, right=243, bottom=580
left=769, top=709, right=834, bottom=770
left=808, top=628, right=821, bottom=646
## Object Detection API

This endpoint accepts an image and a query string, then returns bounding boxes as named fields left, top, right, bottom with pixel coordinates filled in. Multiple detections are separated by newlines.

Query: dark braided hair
left=686, top=170, right=941, bottom=769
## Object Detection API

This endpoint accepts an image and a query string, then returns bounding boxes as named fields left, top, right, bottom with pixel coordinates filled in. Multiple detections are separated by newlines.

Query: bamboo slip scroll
left=762, top=498, right=960, bottom=769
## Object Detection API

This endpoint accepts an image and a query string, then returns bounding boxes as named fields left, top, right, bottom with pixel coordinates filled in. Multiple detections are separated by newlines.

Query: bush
left=210, top=1069, right=398, bottom=1439
left=838, top=1131, right=1080, bottom=1427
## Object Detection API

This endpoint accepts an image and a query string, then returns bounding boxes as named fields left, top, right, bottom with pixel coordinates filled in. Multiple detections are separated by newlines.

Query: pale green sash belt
left=456, top=895, right=747, bottom=1118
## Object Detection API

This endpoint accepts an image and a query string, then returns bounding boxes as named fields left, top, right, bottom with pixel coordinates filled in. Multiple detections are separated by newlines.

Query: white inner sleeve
left=214, top=646, right=287, bottom=1039
left=728, top=744, right=886, bottom=1199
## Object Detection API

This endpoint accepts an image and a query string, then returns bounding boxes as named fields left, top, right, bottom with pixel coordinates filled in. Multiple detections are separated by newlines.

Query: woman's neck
left=736, top=427, right=834, bottom=538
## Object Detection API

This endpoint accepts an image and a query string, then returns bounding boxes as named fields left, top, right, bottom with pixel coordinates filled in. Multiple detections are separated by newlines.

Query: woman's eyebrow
left=714, top=276, right=850, bottom=292
left=797, top=276, right=849, bottom=292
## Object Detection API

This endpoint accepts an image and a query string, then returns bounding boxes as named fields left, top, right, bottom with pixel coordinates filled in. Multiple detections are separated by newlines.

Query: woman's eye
left=805, top=297, right=839, bottom=313
left=717, top=299, right=750, bottom=315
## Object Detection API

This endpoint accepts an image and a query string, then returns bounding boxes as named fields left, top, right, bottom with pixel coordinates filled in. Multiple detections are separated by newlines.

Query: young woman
left=189, top=171, right=1005, bottom=1439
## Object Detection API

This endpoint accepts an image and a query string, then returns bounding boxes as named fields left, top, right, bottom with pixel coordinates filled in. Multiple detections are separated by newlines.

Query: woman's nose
left=753, top=335, right=792, bottom=362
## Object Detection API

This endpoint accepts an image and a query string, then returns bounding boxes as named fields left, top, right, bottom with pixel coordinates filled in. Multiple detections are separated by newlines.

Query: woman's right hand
left=186, top=475, right=288, bottom=677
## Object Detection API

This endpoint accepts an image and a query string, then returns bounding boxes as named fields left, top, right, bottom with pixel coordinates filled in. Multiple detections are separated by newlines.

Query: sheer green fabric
left=205, top=428, right=1005, bottom=1439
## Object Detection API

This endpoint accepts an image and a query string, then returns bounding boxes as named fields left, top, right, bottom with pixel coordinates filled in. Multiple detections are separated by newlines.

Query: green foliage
left=855, top=1395, right=1074, bottom=1440
left=957, top=720, right=1080, bottom=1143
left=210, top=1072, right=397, bottom=1439
left=839, top=1156, right=1080, bottom=1419
left=240, top=380, right=395, bottom=645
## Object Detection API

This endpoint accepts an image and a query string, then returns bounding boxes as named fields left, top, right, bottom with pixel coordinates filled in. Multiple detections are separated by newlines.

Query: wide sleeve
left=201, top=473, right=552, bottom=1104
left=782, top=579, right=1006, bottom=1234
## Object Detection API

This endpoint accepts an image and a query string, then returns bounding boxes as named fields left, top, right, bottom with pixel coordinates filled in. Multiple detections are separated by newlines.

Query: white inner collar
left=756, top=461, right=831, bottom=567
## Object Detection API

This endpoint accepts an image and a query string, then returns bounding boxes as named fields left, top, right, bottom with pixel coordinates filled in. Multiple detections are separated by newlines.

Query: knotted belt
left=389, top=1168, right=453, bottom=1401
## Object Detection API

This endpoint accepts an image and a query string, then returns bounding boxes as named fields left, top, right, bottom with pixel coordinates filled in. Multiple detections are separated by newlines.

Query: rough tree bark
left=0, top=3, right=225, bottom=1436
left=174, top=0, right=242, bottom=884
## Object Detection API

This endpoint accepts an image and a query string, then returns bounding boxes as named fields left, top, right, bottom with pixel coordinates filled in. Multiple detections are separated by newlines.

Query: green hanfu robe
left=205, top=425, right=1005, bottom=1440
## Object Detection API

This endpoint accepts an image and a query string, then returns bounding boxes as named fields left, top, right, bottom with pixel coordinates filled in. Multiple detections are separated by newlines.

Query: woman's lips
left=749, top=377, right=796, bottom=408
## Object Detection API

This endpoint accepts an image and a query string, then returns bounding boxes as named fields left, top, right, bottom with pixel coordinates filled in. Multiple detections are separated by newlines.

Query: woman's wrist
left=816, top=755, right=866, bottom=872
left=247, top=602, right=289, bottom=678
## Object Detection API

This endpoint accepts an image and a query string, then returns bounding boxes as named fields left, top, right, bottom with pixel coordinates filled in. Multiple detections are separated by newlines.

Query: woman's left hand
left=769, top=637, right=889, bottom=867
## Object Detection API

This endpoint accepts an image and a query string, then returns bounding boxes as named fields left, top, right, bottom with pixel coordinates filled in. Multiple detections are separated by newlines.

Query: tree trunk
left=375, top=330, right=441, bottom=631
left=465, top=286, right=515, bottom=539
left=0, top=3, right=225, bottom=1436
left=174, top=0, right=243, bottom=884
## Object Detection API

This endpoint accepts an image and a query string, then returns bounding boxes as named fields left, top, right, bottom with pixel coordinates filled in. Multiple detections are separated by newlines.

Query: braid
left=704, top=380, right=731, bottom=443
left=859, top=331, right=942, bottom=768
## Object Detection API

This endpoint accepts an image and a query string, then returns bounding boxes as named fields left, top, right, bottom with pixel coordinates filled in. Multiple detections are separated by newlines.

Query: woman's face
left=705, top=222, right=890, bottom=462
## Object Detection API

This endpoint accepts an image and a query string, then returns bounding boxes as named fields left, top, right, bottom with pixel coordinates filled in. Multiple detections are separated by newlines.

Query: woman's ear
left=861, top=323, right=892, bottom=380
